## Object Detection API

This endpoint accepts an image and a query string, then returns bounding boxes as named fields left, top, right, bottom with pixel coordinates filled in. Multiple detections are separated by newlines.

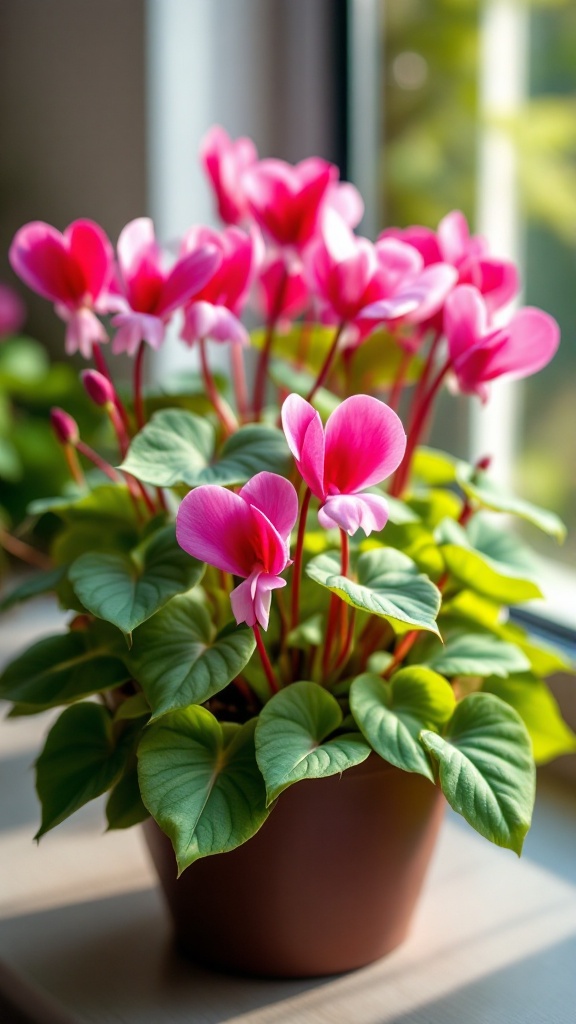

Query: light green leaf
left=120, top=408, right=289, bottom=487
left=421, top=693, right=535, bottom=854
left=137, top=708, right=269, bottom=873
left=69, top=525, right=204, bottom=635
left=286, top=614, right=324, bottom=649
left=128, top=593, right=256, bottom=718
left=306, top=548, right=442, bottom=635
left=255, top=680, right=371, bottom=803
left=421, top=631, right=531, bottom=678
left=29, top=484, right=138, bottom=527
left=0, top=629, right=129, bottom=709
left=35, top=703, right=132, bottom=837
left=438, top=517, right=542, bottom=603
left=482, top=673, right=576, bottom=765
left=412, top=446, right=460, bottom=486
left=456, top=463, right=566, bottom=541
left=350, top=668, right=455, bottom=780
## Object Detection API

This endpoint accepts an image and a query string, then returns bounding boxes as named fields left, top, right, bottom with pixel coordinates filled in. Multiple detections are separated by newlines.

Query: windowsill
left=1, top=599, right=576, bottom=1023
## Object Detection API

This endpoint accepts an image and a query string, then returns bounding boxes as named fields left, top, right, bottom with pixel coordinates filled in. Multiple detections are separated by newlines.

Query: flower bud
left=50, top=407, right=79, bottom=446
left=81, top=369, right=116, bottom=407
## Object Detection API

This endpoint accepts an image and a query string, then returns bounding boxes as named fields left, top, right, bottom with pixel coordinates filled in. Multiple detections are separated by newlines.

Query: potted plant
left=1, top=126, right=574, bottom=978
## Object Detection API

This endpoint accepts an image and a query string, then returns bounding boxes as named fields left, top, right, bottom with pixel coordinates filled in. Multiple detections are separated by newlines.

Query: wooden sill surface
left=1, top=600, right=576, bottom=1024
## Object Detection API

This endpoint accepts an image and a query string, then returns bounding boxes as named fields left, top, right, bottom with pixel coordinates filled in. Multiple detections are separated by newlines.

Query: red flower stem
left=156, top=487, right=168, bottom=513
left=322, top=594, right=340, bottom=678
left=322, top=529, right=350, bottom=678
left=383, top=629, right=420, bottom=680
left=64, top=444, right=86, bottom=487
left=133, top=341, right=147, bottom=431
left=406, top=328, right=441, bottom=435
left=333, top=607, right=356, bottom=673
left=390, top=359, right=450, bottom=497
left=253, top=624, right=280, bottom=695
left=290, top=487, right=312, bottom=631
left=108, top=404, right=130, bottom=459
left=93, top=342, right=131, bottom=434
left=76, top=440, right=122, bottom=482
left=0, top=528, right=52, bottom=570
left=338, top=529, right=350, bottom=649
left=253, top=268, right=289, bottom=421
left=230, top=343, right=249, bottom=423
left=388, top=348, right=413, bottom=412
left=199, top=338, right=238, bottom=436
left=305, top=322, right=345, bottom=404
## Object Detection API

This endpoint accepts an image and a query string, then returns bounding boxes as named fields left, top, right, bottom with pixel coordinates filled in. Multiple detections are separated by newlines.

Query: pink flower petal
left=281, top=394, right=325, bottom=498
left=437, top=210, right=471, bottom=265
left=9, top=222, right=84, bottom=306
left=400, top=263, right=459, bottom=324
left=239, top=472, right=299, bottom=545
left=325, top=181, right=364, bottom=229
left=111, top=312, right=165, bottom=355
left=64, top=220, right=114, bottom=302
left=230, top=569, right=286, bottom=629
left=0, top=283, right=25, bottom=338
left=479, top=307, right=560, bottom=382
left=157, top=245, right=221, bottom=317
left=176, top=485, right=257, bottom=577
left=324, top=395, right=406, bottom=493
left=318, top=492, right=389, bottom=536
left=182, top=301, right=248, bottom=345
left=64, top=308, right=108, bottom=358
left=444, top=285, right=488, bottom=363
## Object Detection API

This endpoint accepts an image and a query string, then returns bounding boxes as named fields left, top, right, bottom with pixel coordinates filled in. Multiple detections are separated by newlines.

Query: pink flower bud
left=81, top=369, right=115, bottom=406
left=50, top=407, right=79, bottom=446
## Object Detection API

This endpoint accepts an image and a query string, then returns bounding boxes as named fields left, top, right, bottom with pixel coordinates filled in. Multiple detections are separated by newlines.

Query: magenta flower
left=176, top=472, right=298, bottom=630
left=281, top=394, right=406, bottom=536
left=307, top=212, right=456, bottom=341
left=200, top=125, right=258, bottom=226
left=9, top=219, right=114, bottom=357
left=111, top=218, right=221, bottom=355
left=0, top=283, right=25, bottom=339
left=180, top=225, right=261, bottom=345
left=383, top=210, right=519, bottom=316
left=243, top=157, right=337, bottom=250
left=255, top=252, right=309, bottom=324
left=444, top=285, right=560, bottom=401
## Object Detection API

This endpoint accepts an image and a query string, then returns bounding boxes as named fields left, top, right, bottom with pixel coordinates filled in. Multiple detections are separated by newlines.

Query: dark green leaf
left=137, top=708, right=269, bottom=873
left=106, top=762, right=150, bottom=829
left=128, top=593, right=256, bottom=718
left=255, top=680, right=371, bottom=803
left=0, top=566, right=68, bottom=612
left=421, top=693, right=535, bottom=853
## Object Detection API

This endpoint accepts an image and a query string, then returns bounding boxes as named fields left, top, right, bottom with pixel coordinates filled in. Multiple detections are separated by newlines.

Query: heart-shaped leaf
left=35, top=703, right=133, bottom=837
left=437, top=518, right=542, bottom=603
left=421, top=692, right=535, bottom=853
left=69, top=525, right=204, bottom=636
left=482, top=673, right=576, bottom=765
left=350, top=668, right=455, bottom=780
left=0, top=628, right=129, bottom=709
left=255, top=680, right=371, bottom=804
left=120, top=408, right=289, bottom=487
left=128, top=593, right=256, bottom=718
left=306, top=548, right=441, bottom=635
left=456, top=463, right=566, bottom=541
left=421, top=630, right=531, bottom=678
left=137, top=708, right=269, bottom=873
left=106, top=761, right=150, bottom=830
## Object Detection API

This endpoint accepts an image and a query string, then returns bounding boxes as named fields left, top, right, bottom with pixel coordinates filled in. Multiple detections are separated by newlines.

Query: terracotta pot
left=143, top=756, right=444, bottom=978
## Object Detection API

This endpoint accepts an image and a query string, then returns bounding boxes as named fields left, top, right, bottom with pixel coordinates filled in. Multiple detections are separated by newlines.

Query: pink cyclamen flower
left=281, top=393, right=407, bottom=535
left=9, top=220, right=115, bottom=357
left=243, top=157, right=338, bottom=250
left=255, top=252, right=309, bottom=325
left=111, top=218, right=221, bottom=355
left=180, top=224, right=261, bottom=345
left=176, top=472, right=298, bottom=630
left=0, top=283, right=25, bottom=338
left=444, top=285, right=560, bottom=402
left=308, top=210, right=456, bottom=340
left=383, top=210, right=518, bottom=316
left=200, top=125, right=258, bottom=226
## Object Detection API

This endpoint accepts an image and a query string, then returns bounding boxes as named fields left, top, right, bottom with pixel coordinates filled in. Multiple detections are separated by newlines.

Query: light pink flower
left=176, top=472, right=298, bottom=630
left=243, top=157, right=338, bottom=250
left=0, top=283, right=25, bottom=339
left=307, top=211, right=456, bottom=339
left=180, top=225, right=261, bottom=345
left=281, top=394, right=406, bottom=536
left=200, top=125, right=258, bottom=226
left=383, top=210, right=519, bottom=316
left=444, top=285, right=560, bottom=401
left=111, top=218, right=221, bottom=355
left=9, top=219, right=115, bottom=357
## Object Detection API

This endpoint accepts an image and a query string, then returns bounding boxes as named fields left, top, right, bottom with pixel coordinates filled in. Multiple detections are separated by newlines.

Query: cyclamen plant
left=2, top=125, right=575, bottom=874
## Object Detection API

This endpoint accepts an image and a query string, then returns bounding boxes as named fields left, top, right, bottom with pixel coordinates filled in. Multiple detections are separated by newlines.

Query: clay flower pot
left=143, top=756, right=444, bottom=978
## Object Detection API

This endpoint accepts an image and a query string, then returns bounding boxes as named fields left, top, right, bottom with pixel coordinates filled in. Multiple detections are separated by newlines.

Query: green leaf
left=137, top=708, right=269, bottom=873
left=35, top=703, right=132, bottom=837
left=482, top=673, right=576, bottom=765
left=438, top=518, right=542, bottom=603
left=286, top=614, right=324, bottom=650
left=68, top=525, right=204, bottom=636
left=0, top=436, right=22, bottom=481
left=412, top=446, right=460, bottom=486
left=119, top=408, right=289, bottom=487
left=346, top=329, right=424, bottom=391
left=29, top=484, right=138, bottom=527
left=106, top=762, right=150, bottom=829
left=306, top=548, right=442, bottom=635
left=421, top=631, right=531, bottom=678
left=456, top=463, right=566, bottom=541
left=250, top=322, right=336, bottom=375
left=128, top=593, right=256, bottom=718
left=0, top=629, right=129, bottom=709
left=421, top=693, right=535, bottom=854
left=350, top=668, right=455, bottom=781
left=113, top=692, right=151, bottom=722
left=255, top=680, right=371, bottom=804
left=0, top=566, right=68, bottom=612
